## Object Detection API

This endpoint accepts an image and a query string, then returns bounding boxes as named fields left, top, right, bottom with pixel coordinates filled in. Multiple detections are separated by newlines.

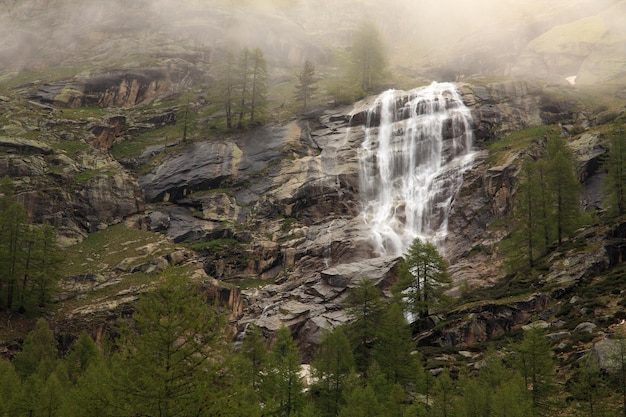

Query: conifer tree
left=13, top=318, right=58, bottom=380
left=372, top=302, right=415, bottom=387
left=513, top=325, right=557, bottom=417
left=66, top=332, right=100, bottom=383
left=546, top=138, right=582, bottom=244
left=432, top=368, right=455, bottom=417
left=395, top=238, right=452, bottom=321
left=249, top=47, right=268, bottom=124
left=570, top=354, right=608, bottom=417
left=238, top=323, right=268, bottom=392
left=351, top=21, right=387, bottom=93
left=217, top=48, right=237, bottom=129
left=312, top=327, right=354, bottom=416
left=295, top=60, right=318, bottom=111
left=344, top=278, right=384, bottom=374
left=0, top=359, right=21, bottom=417
left=603, top=126, right=626, bottom=218
left=503, top=157, right=545, bottom=270
left=112, top=270, right=226, bottom=417
left=266, top=326, right=304, bottom=416
left=237, top=47, right=250, bottom=128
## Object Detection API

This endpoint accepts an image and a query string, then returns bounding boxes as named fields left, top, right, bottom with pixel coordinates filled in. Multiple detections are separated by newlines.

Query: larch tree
left=395, top=238, right=452, bottom=322
left=216, top=48, right=237, bottom=129
left=603, top=125, right=626, bottom=218
left=249, top=47, right=268, bottom=124
left=237, top=47, right=250, bottom=129
left=265, top=326, right=304, bottom=417
left=112, top=270, right=226, bottom=417
left=294, top=59, right=318, bottom=111
left=546, top=137, right=582, bottom=244
left=351, top=20, right=387, bottom=93
left=344, top=278, right=385, bottom=375
left=513, top=325, right=557, bottom=417
left=312, top=327, right=354, bottom=416
left=372, top=302, right=416, bottom=387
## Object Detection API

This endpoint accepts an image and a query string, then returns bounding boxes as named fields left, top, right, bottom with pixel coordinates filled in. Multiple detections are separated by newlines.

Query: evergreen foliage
left=312, top=327, right=354, bottom=416
left=350, top=21, right=387, bottom=93
left=394, top=238, right=452, bottom=321
left=0, top=177, right=63, bottom=313
left=344, top=278, right=384, bottom=374
left=112, top=270, right=226, bottom=417
left=603, top=125, right=626, bottom=218
left=513, top=325, right=557, bottom=417
left=502, top=136, right=584, bottom=271
left=267, top=326, right=305, bottom=416
left=294, top=60, right=318, bottom=111
left=214, top=47, right=268, bottom=130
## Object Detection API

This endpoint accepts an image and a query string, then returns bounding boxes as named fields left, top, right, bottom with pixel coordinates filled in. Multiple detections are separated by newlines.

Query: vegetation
left=350, top=21, right=387, bottom=94
left=0, top=178, right=63, bottom=314
left=501, top=136, right=586, bottom=271
left=603, top=124, right=626, bottom=218
left=394, top=238, right=452, bottom=321
left=294, top=60, right=318, bottom=111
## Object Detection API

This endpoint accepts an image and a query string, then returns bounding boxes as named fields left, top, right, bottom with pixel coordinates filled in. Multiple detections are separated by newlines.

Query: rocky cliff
left=2, top=0, right=626, bottom=363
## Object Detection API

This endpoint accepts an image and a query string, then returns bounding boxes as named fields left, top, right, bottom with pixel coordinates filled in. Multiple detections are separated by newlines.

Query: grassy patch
left=61, top=223, right=178, bottom=278
left=487, top=125, right=558, bottom=165
left=187, top=238, right=239, bottom=252
left=52, top=140, right=89, bottom=156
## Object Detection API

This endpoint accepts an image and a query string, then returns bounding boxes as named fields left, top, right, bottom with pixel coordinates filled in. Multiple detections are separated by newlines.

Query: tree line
left=501, top=122, right=626, bottom=274
left=3, top=239, right=626, bottom=417
left=207, top=19, right=387, bottom=131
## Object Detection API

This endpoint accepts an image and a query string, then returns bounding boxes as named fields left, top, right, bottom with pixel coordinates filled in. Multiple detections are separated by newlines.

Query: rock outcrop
left=134, top=80, right=587, bottom=351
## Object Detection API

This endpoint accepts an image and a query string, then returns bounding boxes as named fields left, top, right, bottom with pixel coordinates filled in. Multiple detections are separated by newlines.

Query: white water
left=358, top=82, right=476, bottom=257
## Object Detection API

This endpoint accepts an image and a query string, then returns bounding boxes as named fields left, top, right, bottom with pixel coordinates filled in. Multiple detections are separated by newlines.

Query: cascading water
left=358, top=82, right=475, bottom=257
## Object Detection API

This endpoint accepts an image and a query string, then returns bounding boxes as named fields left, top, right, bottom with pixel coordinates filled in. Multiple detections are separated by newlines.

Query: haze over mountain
left=2, top=0, right=625, bottom=87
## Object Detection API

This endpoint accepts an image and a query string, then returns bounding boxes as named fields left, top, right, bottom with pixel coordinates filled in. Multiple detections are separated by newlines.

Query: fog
left=0, top=0, right=624, bottom=84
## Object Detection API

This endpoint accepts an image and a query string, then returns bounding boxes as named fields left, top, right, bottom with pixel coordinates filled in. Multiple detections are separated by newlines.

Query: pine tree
left=295, top=60, right=318, bottom=111
left=603, top=126, right=626, bottom=218
left=312, top=327, right=354, bottom=416
left=344, top=278, right=385, bottom=375
left=112, top=270, right=226, bottom=417
left=249, top=47, right=268, bottom=124
left=13, top=318, right=58, bottom=380
left=513, top=325, right=557, bottom=417
left=266, top=326, right=304, bottom=416
left=372, top=302, right=415, bottom=387
left=237, top=47, right=251, bottom=129
left=546, top=138, right=582, bottom=244
left=395, top=238, right=452, bottom=321
left=351, top=21, right=387, bottom=93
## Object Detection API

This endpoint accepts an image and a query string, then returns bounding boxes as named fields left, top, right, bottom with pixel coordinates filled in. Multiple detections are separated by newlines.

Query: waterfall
left=358, top=82, right=475, bottom=257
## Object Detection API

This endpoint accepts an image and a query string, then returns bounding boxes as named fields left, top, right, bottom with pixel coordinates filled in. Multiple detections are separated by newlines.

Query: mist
left=0, top=0, right=624, bottom=85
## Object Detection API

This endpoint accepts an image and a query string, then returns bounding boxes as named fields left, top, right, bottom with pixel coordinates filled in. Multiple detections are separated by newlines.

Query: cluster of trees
left=210, top=19, right=387, bottom=127
left=0, top=178, right=63, bottom=314
left=215, top=47, right=268, bottom=129
left=503, top=136, right=586, bottom=270
left=3, top=267, right=626, bottom=417
left=503, top=123, right=626, bottom=273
